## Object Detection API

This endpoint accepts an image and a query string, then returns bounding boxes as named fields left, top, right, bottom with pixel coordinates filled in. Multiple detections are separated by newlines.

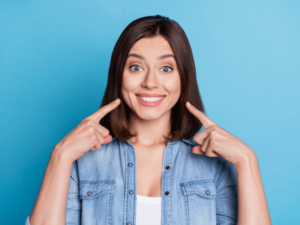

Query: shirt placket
left=161, top=141, right=174, bottom=225
left=123, top=140, right=137, bottom=225
left=123, top=139, right=175, bottom=225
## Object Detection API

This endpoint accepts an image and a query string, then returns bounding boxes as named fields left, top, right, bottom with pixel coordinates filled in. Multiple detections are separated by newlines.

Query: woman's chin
left=136, top=112, right=164, bottom=121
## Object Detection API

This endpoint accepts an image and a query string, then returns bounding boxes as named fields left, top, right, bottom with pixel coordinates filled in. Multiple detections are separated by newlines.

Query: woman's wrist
left=50, top=145, right=74, bottom=165
left=235, top=147, right=258, bottom=171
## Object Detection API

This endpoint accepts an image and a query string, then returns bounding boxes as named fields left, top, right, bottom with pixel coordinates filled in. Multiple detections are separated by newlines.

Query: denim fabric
left=25, top=135, right=238, bottom=225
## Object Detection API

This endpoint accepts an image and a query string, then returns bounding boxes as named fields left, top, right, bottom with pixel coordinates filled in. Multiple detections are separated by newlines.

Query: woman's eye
left=161, top=66, right=173, bottom=73
left=129, top=65, right=142, bottom=72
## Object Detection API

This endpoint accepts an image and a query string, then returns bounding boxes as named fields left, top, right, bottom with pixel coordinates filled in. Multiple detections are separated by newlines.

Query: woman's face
left=122, top=35, right=181, bottom=121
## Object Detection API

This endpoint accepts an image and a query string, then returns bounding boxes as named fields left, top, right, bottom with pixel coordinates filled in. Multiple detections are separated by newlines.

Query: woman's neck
left=127, top=110, right=171, bottom=146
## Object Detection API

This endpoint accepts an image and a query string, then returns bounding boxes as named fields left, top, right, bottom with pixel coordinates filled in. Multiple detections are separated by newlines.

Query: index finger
left=87, top=98, right=120, bottom=122
left=186, top=101, right=216, bottom=128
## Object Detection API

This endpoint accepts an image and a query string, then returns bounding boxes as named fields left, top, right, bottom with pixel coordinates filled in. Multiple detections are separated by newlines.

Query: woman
left=26, top=15, right=271, bottom=225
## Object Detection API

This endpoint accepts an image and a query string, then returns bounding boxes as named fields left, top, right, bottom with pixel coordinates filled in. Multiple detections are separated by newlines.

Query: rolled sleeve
left=25, top=160, right=81, bottom=225
left=66, top=160, right=81, bottom=224
left=215, top=160, right=238, bottom=225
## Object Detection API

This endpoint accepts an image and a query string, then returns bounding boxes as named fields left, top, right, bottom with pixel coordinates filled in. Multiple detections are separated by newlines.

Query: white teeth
left=138, top=95, right=164, bottom=102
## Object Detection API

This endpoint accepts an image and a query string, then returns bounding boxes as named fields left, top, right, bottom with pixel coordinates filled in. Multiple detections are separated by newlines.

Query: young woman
left=26, top=15, right=271, bottom=225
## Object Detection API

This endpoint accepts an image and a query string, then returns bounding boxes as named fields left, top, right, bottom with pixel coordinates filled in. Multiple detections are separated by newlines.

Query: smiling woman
left=100, top=16, right=204, bottom=141
left=26, top=15, right=271, bottom=225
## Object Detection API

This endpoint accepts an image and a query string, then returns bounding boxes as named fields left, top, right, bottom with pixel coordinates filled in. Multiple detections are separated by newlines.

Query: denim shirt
left=25, top=135, right=238, bottom=225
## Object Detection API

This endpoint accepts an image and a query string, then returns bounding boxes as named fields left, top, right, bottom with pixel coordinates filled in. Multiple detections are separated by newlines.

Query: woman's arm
left=29, top=148, right=74, bottom=225
left=27, top=99, right=120, bottom=225
left=235, top=149, right=272, bottom=225
left=186, top=102, right=272, bottom=224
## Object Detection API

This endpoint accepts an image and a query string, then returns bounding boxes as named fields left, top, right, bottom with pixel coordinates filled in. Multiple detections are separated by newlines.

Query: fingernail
left=186, top=101, right=191, bottom=106
left=115, top=98, right=120, bottom=103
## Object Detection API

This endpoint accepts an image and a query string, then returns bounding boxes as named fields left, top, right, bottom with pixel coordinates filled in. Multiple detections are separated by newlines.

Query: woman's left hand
left=186, top=102, right=256, bottom=167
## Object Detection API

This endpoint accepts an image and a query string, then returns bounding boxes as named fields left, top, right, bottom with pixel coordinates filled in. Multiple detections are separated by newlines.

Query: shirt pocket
left=180, top=180, right=217, bottom=225
left=79, top=180, right=115, bottom=225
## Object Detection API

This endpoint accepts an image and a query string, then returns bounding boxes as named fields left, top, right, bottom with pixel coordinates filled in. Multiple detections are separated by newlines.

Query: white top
left=136, top=195, right=162, bottom=225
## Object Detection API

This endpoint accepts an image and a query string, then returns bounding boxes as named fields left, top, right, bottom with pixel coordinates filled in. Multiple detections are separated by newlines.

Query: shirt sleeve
left=65, top=160, right=81, bottom=224
left=24, top=160, right=81, bottom=225
left=215, top=159, right=238, bottom=225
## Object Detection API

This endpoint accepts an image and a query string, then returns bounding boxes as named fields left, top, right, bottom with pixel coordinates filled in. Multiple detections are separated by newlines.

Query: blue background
left=0, top=0, right=299, bottom=224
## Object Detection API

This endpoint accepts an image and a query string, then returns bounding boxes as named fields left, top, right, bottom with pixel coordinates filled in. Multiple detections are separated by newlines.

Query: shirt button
left=165, top=191, right=169, bottom=195
left=129, top=190, right=134, bottom=194
left=206, top=190, right=210, bottom=195
left=165, top=165, right=170, bottom=170
left=87, top=191, right=92, bottom=196
left=128, top=162, right=133, bottom=167
left=127, top=223, right=132, bottom=225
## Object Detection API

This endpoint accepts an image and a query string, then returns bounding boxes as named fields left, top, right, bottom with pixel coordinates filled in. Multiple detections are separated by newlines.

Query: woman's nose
left=141, top=69, right=159, bottom=89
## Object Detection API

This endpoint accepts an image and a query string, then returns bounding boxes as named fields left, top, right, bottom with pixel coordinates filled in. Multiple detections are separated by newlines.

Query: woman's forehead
left=129, top=36, right=174, bottom=55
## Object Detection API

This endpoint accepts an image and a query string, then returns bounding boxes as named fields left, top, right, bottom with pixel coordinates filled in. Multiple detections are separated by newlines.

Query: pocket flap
left=180, top=180, right=216, bottom=199
left=79, top=180, right=115, bottom=200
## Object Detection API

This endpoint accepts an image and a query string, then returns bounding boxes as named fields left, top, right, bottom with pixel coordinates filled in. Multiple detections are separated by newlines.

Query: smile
left=135, top=94, right=166, bottom=107
left=137, top=95, right=164, bottom=102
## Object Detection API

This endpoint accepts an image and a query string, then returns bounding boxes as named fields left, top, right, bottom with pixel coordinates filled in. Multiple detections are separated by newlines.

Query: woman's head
left=100, top=15, right=204, bottom=141
left=121, top=35, right=181, bottom=124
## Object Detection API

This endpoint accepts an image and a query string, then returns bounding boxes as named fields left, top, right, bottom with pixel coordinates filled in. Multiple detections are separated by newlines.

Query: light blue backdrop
left=0, top=0, right=299, bottom=224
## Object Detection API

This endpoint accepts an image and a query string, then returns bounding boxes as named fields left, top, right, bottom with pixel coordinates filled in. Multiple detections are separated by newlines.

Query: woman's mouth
left=135, top=94, right=166, bottom=107
left=137, top=95, right=164, bottom=102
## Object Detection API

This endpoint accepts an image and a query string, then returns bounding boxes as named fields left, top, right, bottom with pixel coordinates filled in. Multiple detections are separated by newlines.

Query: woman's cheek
left=163, top=76, right=181, bottom=101
left=121, top=74, right=140, bottom=108
left=123, top=71, right=143, bottom=88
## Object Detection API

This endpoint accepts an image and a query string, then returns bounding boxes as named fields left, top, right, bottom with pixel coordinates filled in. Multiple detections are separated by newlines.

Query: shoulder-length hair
left=100, top=15, right=205, bottom=142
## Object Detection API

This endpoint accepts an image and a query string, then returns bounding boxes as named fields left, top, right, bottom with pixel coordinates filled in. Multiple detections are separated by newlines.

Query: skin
left=29, top=35, right=271, bottom=225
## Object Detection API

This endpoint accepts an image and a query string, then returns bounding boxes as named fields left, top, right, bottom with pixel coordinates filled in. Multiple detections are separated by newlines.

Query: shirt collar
left=111, top=135, right=198, bottom=146
left=181, top=136, right=198, bottom=146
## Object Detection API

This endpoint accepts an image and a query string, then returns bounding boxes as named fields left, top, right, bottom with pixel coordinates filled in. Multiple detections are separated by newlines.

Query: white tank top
left=136, top=195, right=162, bottom=225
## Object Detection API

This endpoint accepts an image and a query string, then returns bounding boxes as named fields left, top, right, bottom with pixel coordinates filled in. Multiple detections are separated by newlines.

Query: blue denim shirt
left=25, top=135, right=238, bottom=225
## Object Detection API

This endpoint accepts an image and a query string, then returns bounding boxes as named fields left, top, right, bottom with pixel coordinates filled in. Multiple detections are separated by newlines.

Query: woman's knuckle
left=104, top=129, right=110, bottom=136
left=210, top=129, right=218, bottom=138
left=99, top=125, right=109, bottom=135
left=88, top=134, right=97, bottom=144
left=211, top=125, right=219, bottom=131
left=86, top=120, right=94, bottom=127
left=88, top=126, right=96, bottom=134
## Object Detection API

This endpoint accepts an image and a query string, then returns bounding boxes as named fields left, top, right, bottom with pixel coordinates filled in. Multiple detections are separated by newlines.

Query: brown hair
left=100, top=15, right=205, bottom=142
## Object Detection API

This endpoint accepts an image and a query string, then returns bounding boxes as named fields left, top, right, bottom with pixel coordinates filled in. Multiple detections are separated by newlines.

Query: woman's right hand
left=52, top=98, right=121, bottom=162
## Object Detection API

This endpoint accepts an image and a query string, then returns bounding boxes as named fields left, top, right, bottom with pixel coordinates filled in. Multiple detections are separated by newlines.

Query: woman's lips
left=136, top=94, right=165, bottom=107
left=136, top=92, right=165, bottom=97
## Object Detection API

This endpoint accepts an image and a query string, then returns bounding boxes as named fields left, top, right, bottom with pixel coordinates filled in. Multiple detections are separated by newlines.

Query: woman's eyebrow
left=158, top=54, right=175, bottom=60
left=127, top=53, right=175, bottom=60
